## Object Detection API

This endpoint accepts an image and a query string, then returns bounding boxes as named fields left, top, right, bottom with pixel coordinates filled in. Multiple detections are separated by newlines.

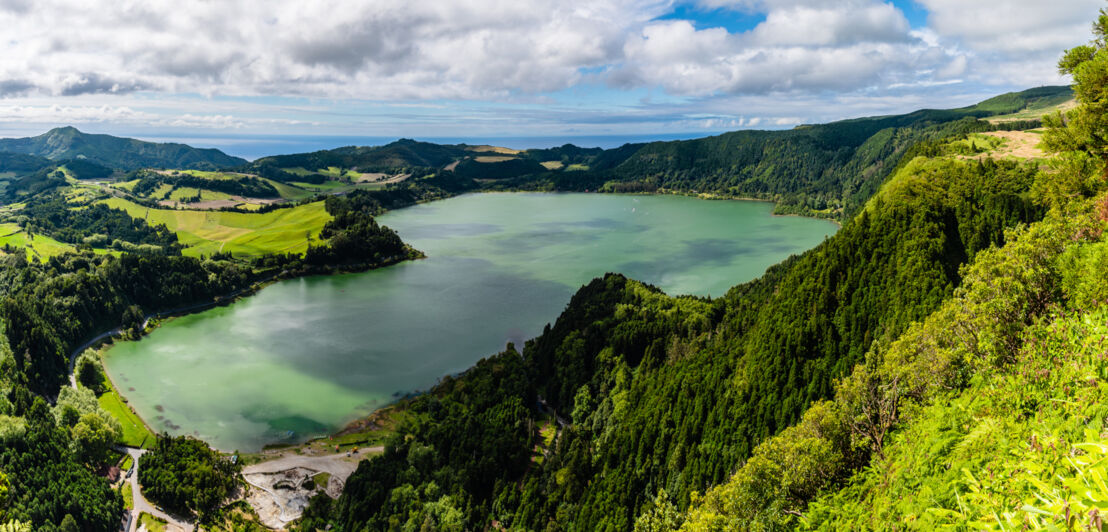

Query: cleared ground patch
left=138, top=512, right=168, bottom=532
left=467, top=145, right=521, bottom=155
left=101, top=197, right=331, bottom=258
left=959, top=130, right=1047, bottom=160
left=474, top=155, right=517, bottom=163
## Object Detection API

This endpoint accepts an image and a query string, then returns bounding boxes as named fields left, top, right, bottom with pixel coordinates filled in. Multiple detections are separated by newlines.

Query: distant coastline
left=129, top=132, right=736, bottom=160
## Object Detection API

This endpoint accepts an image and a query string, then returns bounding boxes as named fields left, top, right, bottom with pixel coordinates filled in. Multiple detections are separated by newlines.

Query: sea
left=139, top=133, right=728, bottom=161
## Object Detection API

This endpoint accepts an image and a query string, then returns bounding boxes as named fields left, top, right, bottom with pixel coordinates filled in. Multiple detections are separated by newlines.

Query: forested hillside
left=289, top=20, right=1106, bottom=532
left=293, top=119, right=1053, bottom=531
left=239, top=86, right=1069, bottom=221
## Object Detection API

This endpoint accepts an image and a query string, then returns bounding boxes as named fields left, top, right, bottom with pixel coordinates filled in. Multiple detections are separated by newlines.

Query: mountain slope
left=294, top=132, right=1048, bottom=531
left=0, top=127, right=246, bottom=171
left=605, top=85, right=1071, bottom=218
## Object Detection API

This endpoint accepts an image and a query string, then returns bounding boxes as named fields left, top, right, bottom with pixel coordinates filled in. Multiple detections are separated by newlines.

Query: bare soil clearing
left=242, top=449, right=383, bottom=528
left=977, top=130, right=1046, bottom=160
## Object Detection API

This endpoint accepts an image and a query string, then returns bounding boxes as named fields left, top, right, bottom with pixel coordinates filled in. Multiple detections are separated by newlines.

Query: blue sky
left=0, top=0, right=1100, bottom=155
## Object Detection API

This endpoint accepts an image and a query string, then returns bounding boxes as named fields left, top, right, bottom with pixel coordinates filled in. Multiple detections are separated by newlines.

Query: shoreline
left=88, top=188, right=838, bottom=453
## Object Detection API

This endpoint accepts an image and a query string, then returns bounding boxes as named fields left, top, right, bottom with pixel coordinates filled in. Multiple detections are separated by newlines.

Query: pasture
left=101, top=198, right=331, bottom=258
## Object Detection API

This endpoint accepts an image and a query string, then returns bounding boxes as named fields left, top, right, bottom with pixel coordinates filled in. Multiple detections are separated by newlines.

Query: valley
left=0, top=72, right=1095, bottom=531
left=101, top=193, right=836, bottom=451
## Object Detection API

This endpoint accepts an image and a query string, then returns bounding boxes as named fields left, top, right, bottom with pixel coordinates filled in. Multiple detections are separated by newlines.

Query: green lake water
left=103, top=193, right=838, bottom=451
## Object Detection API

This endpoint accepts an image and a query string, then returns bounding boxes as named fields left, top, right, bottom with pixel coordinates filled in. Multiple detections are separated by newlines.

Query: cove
left=103, top=193, right=838, bottom=451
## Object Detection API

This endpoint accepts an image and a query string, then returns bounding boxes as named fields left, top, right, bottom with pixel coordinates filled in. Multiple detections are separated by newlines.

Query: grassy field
left=99, top=383, right=156, bottom=449
left=474, top=155, right=516, bottom=163
left=101, top=197, right=330, bottom=257
left=149, top=183, right=173, bottom=199
left=948, top=132, right=1006, bottom=154
left=122, top=483, right=134, bottom=511
left=166, top=187, right=234, bottom=202
left=987, top=98, right=1077, bottom=122
left=139, top=513, right=167, bottom=532
left=262, top=178, right=316, bottom=201
left=0, top=222, right=80, bottom=259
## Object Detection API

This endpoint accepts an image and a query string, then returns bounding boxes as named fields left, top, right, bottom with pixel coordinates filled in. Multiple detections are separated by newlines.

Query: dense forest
left=139, top=435, right=241, bottom=521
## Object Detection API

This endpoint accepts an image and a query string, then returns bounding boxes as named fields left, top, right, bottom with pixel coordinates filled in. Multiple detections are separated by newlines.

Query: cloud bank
left=0, top=0, right=1100, bottom=136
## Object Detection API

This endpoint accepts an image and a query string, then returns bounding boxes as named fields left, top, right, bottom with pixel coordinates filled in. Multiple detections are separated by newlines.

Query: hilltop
left=244, top=85, right=1071, bottom=220
left=0, top=126, right=246, bottom=171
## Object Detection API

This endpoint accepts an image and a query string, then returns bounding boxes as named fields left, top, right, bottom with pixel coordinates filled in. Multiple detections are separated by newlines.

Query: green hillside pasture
left=263, top=178, right=316, bottom=201
left=111, top=179, right=140, bottom=193
left=181, top=169, right=233, bottom=179
left=101, top=197, right=331, bottom=257
left=946, top=132, right=1006, bottom=155
left=987, top=98, right=1076, bottom=123
left=167, top=187, right=234, bottom=202
left=0, top=222, right=79, bottom=259
left=281, top=167, right=312, bottom=176
left=148, top=183, right=173, bottom=199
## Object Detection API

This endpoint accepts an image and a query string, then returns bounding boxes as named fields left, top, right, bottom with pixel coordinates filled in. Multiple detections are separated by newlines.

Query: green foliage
left=450, top=157, right=546, bottom=180
left=0, top=394, right=123, bottom=531
left=0, top=251, right=252, bottom=394
left=139, top=435, right=240, bottom=520
left=52, top=387, right=122, bottom=467
left=75, top=349, right=106, bottom=393
left=19, top=192, right=181, bottom=252
left=131, top=170, right=279, bottom=199
left=0, top=521, right=29, bottom=532
left=685, top=200, right=1092, bottom=530
left=304, top=192, right=412, bottom=267
left=1044, top=10, right=1108, bottom=179
left=295, top=346, right=534, bottom=531
left=251, top=138, right=469, bottom=176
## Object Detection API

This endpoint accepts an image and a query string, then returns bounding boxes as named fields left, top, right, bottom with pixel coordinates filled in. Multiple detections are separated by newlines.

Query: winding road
left=119, top=446, right=193, bottom=532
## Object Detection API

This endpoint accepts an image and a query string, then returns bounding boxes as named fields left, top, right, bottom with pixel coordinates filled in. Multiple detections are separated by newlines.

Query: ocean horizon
left=137, top=132, right=731, bottom=161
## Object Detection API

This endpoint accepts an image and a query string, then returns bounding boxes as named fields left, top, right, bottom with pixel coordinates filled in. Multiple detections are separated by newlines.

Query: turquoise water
left=104, top=193, right=837, bottom=451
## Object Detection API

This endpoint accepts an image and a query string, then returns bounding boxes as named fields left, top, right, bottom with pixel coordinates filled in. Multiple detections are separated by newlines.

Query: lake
left=103, top=193, right=838, bottom=451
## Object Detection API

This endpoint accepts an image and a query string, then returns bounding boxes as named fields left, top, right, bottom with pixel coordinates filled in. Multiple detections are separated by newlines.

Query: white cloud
left=0, top=0, right=968, bottom=102
left=0, top=104, right=157, bottom=123
left=918, top=0, right=1102, bottom=85
left=0, top=0, right=1095, bottom=137
left=0, top=0, right=674, bottom=100
left=747, top=2, right=909, bottom=46
left=616, top=1, right=962, bottom=97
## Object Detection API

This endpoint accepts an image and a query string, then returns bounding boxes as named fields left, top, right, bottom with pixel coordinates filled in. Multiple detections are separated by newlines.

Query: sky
left=0, top=0, right=1101, bottom=154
